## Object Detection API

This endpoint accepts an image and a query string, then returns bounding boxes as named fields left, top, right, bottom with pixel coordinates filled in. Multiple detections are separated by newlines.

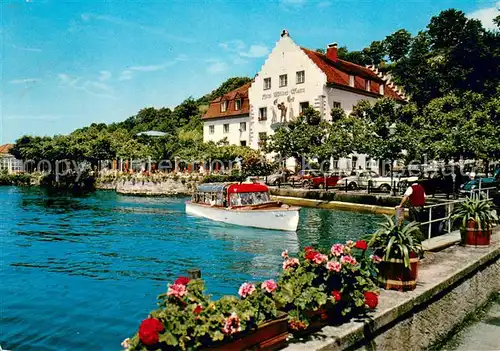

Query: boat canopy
left=196, top=183, right=226, bottom=193
left=227, top=183, right=269, bottom=194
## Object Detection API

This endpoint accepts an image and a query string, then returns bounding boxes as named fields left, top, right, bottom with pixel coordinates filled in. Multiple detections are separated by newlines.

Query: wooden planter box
left=205, top=312, right=289, bottom=351
left=463, top=219, right=492, bottom=247
left=377, top=254, right=419, bottom=291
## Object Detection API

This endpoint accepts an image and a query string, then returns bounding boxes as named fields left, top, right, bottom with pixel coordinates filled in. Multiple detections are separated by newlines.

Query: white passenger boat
left=185, top=183, right=300, bottom=231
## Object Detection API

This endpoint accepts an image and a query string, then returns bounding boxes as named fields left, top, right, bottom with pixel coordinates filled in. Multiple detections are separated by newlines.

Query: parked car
left=341, top=170, right=417, bottom=192
left=420, top=166, right=470, bottom=196
left=289, top=170, right=322, bottom=187
left=460, top=168, right=500, bottom=194
left=266, top=169, right=294, bottom=186
left=304, top=171, right=346, bottom=189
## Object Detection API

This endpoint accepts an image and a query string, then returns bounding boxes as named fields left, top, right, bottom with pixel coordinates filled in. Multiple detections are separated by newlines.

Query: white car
left=341, top=170, right=418, bottom=192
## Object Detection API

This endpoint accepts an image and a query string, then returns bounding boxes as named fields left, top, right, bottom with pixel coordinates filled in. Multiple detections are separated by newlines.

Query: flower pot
left=205, top=312, right=289, bottom=351
left=377, top=253, right=419, bottom=291
left=464, top=219, right=492, bottom=247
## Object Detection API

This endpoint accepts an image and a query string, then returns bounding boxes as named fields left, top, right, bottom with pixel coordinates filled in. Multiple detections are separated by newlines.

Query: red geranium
left=355, top=240, right=368, bottom=250
left=304, top=246, right=314, bottom=252
left=193, top=304, right=203, bottom=315
left=174, top=276, right=191, bottom=286
left=138, top=318, right=164, bottom=346
left=331, top=290, right=342, bottom=302
left=305, top=250, right=318, bottom=261
left=364, top=291, right=378, bottom=309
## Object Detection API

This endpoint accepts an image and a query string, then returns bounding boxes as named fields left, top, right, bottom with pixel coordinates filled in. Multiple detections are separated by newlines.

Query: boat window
left=229, top=192, right=270, bottom=206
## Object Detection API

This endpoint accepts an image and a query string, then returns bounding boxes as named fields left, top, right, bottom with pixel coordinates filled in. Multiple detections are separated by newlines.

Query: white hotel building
left=203, top=30, right=407, bottom=171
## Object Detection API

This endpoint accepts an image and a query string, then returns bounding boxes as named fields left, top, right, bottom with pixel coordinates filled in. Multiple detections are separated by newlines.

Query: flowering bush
left=124, top=277, right=279, bottom=350
left=273, top=240, right=379, bottom=332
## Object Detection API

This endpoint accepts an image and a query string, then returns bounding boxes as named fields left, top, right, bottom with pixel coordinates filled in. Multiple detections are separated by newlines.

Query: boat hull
left=185, top=202, right=300, bottom=231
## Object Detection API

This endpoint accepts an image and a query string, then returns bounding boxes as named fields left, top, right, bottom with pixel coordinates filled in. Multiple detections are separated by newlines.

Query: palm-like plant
left=366, top=215, right=424, bottom=268
left=452, top=195, right=498, bottom=231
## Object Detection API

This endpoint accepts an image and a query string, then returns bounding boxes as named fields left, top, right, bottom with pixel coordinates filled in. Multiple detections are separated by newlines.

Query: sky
left=1, top=0, right=499, bottom=144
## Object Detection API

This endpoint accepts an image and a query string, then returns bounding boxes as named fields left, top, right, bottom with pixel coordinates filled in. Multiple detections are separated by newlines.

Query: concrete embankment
left=285, top=229, right=500, bottom=351
left=96, top=177, right=197, bottom=196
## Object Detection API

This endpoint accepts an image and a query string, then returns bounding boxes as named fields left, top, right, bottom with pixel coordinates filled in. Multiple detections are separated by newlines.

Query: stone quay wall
left=285, top=230, right=500, bottom=351
left=96, top=176, right=200, bottom=196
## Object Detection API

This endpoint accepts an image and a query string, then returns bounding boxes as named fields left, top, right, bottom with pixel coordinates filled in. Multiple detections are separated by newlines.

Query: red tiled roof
left=301, top=48, right=405, bottom=101
left=0, top=143, right=14, bottom=154
left=203, top=83, right=251, bottom=120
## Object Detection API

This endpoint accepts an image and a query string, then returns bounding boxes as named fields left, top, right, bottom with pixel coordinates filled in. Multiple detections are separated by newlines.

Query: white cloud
left=206, top=60, right=229, bottom=74
left=317, top=1, right=331, bottom=8
left=11, top=44, right=42, bottom=52
left=9, top=78, right=40, bottom=85
left=468, top=2, right=500, bottom=30
left=80, top=13, right=195, bottom=43
left=119, top=70, right=133, bottom=81
left=219, top=41, right=269, bottom=59
left=98, top=70, right=112, bottom=81
left=58, top=73, right=116, bottom=99
left=240, top=45, right=269, bottom=58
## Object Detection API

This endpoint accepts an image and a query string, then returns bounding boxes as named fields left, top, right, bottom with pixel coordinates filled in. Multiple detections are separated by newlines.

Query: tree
left=385, top=29, right=412, bottom=62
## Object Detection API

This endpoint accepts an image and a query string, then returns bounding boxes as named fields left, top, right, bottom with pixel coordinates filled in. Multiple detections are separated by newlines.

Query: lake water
left=0, top=186, right=382, bottom=351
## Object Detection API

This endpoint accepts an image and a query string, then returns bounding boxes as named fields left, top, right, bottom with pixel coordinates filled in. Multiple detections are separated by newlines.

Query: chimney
left=326, top=42, right=338, bottom=61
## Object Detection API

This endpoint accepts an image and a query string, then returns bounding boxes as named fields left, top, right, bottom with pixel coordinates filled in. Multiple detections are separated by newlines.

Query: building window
left=209, top=125, right=215, bottom=135
left=365, top=79, right=370, bottom=91
left=264, top=78, right=271, bottom=90
left=333, top=101, right=341, bottom=109
left=349, top=75, right=355, bottom=87
left=239, top=122, right=246, bottom=132
left=240, top=140, right=247, bottom=147
left=221, top=100, right=228, bottom=112
left=258, top=132, right=267, bottom=147
left=223, top=124, right=229, bottom=133
left=259, top=107, right=267, bottom=121
left=379, top=84, right=385, bottom=95
left=235, top=99, right=242, bottom=110
left=279, top=74, right=287, bottom=87
left=365, top=157, right=372, bottom=169
left=332, top=159, right=339, bottom=169
left=296, top=70, right=305, bottom=84
left=352, top=156, right=358, bottom=170
left=299, top=102, right=309, bottom=113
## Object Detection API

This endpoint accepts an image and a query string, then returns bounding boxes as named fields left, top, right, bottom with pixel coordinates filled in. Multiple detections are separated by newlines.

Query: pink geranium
left=261, top=279, right=278, bottom=293
left=312, top=253, right=329, bottom=264
left=238, top=282, right=256, bottom=298
left=282, top=258, right=299, bottom=270
left=281, top=250, right=289, bottom=258
left=222, top=312, right=241, bottom=335
left=167, top=283, right=187, bottom=298
left=370, top=254, right=382, bottom=263
left=331, top=243, right=345, bottom=257
left=345, top=240, right=355, bottom=247
left=326, top=260, right=342, bottom=272
left=340, top=255, right=357, bottom=265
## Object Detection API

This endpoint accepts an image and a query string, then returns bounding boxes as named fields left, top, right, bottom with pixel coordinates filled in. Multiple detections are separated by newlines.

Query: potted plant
left=366, top=216, right=423, bottom=291
left=452, top=195, right=498, bottom=247
left=122, top=277, right=288, bottom=351
left=274, top=241, right=379, bottom=334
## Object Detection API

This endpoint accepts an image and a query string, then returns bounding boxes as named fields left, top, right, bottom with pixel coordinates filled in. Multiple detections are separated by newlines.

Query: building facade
left=203, top=30, right=407, bottom=172
left=0, top=144, right=23, bottom=174
left=202, top=82, right=251, bottom=147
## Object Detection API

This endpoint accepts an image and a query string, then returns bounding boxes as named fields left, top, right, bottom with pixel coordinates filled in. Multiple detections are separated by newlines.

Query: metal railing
left=420, top=186, right=496, bottom=239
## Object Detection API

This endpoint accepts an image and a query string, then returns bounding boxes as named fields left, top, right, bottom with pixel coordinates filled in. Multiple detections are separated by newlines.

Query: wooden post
left=188, top=268, right=201, bottom=280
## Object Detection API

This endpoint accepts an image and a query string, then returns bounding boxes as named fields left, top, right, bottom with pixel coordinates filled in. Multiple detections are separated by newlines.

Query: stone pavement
left=449, top=296, right=500, bottom=351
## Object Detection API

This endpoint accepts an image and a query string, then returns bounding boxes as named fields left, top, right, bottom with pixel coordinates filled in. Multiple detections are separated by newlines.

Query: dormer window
left=235, top=99, right=242, bottom=111
left=365, top=79, right=371, bottom=92
left=349, top=75, right=355, bottom=87
left=221, top=100, right=228, bottom=112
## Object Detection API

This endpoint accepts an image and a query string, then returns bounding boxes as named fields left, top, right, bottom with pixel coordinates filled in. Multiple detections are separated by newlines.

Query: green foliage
left=452, top=195, right=498, bottom=232
left=366, top=216, right=423, bottom=268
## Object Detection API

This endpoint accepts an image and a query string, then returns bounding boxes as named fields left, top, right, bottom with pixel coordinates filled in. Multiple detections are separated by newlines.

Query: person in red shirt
left=398, top=182, right=427, bottom=223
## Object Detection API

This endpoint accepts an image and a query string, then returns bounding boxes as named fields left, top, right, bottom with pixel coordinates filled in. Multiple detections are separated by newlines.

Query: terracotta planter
left=377, top=253, right=419, bottom=291
left=205, top=312, right=289, bottom=351
left=464, top=219, right=492, bottom=247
